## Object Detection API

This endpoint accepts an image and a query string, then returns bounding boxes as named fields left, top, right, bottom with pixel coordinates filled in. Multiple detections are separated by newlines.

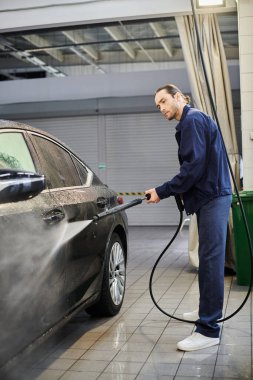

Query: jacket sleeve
left=156, top=118, right=208, bottom=199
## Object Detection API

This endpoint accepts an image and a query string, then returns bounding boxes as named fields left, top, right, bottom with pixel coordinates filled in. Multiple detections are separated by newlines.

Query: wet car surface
left=0, top=120, right=128, bottom=370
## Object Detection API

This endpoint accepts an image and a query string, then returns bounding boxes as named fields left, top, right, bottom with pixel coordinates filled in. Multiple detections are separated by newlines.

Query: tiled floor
left=5, top=226, right=253, bottom=379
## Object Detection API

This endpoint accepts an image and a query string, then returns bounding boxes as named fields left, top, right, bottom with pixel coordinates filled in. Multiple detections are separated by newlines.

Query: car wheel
left=86, top=232, right=126, bottom=317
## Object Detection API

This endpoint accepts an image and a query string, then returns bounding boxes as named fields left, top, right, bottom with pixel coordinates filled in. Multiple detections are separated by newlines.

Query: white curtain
left=176, top=14, right=239, bottom=270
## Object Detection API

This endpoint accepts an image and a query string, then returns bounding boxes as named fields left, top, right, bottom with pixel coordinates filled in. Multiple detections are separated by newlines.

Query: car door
left=0, top=130, right=67, bottom=366
left=29, top=132, right=112, bottom=311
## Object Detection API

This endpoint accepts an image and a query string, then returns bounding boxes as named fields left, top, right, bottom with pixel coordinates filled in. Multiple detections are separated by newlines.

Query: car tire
left=86, top=232, right=126, bottom=317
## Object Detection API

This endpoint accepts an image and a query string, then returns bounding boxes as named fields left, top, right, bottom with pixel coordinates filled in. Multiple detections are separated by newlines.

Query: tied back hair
left=155, top=84, right=191, bottom=104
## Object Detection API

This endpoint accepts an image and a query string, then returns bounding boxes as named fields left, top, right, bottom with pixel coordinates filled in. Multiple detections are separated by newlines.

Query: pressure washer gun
left=93, top=193, right=184, bottom=222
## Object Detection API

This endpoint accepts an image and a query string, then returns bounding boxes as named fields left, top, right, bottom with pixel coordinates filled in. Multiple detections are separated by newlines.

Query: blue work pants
left=195, top=195, right=232, bottom=338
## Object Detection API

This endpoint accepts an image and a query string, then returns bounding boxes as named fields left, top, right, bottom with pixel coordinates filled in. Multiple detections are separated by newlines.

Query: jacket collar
left=176, top=104, right=191, bottom=131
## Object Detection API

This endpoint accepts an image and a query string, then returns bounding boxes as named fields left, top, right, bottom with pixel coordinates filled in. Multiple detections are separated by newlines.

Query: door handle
left=43, top=209, right=65, bottom=224
left=96, top=197, right=108, bottom=208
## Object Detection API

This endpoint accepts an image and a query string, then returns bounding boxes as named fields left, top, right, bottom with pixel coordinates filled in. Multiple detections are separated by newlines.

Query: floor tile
left=120, top=342, right=155, bottom=352
left=33, top=358, right=76, bottom=371
left=127, top=333, right=159, bottom=344
left=98, top=373, right=136, bottom=380
left=60, top=371, right=100, bottom=380
left=91, top=340, right=125, bottom=351
left=136, top=375, right=174, bottom=380
left=147, top=351, right=183, bottom=364
left=58, top=337, right=97, bottom=349
left=152, top=343, right=179, bottom=353
left=81, top=349, right=119, bottom=361
left=70, top=359, right=109, bottom=372
left=50, top=348, right=85, bottom=360
left=216, top=354, right=251, bottom=366
left=113, top=350, right=150, bottom=363
left=24, top=369, right=65, bottom=380
left=181, top=352, right=217, bottom=364
left=214, top=364, right=251, bottom=378
left=103, top=361, right=143, bottom=375
left=220, top=334, right=252, bottom=345
left=175, top=363, right=215, bottom=377
left=174, top=377, right=213, bottom=380
left=140, top=362, right=179, bottom=376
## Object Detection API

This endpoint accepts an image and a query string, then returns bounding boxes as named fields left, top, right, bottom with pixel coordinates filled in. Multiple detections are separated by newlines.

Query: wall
left=238, top=0, right=253, bottom=189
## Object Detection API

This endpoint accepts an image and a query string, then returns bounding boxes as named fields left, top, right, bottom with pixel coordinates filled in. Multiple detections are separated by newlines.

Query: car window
left=0, top=132, right=35, bottom=172
left=71, top=156, right=89, bottom=185
left=32, top=135, right=81, bottom=189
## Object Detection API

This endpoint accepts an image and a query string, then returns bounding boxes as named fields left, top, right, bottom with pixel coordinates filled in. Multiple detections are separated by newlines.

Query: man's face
left=154, top=89, right=179, bottom=121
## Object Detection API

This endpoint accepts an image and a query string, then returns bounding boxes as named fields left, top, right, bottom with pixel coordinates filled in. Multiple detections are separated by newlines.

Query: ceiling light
left=197, top=0, right=225, bottom=7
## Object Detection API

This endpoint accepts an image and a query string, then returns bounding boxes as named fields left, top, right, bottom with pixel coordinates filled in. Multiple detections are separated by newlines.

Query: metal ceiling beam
left=0, top=39, right=66, bottom=78
left=118, top=21, right=155, bottom=64
left=62, top=31, right=99, bottom=61
left=22, top=34, right=64, bottom=62
left=69, top=46, right=105, bottom=73
left=17, top=51, right=66, bottom=76
left=63, top=48, right=184, bottom=64
left=149, top=22, right=173, bottom=57
left=104, top=26, right=135, bottom=59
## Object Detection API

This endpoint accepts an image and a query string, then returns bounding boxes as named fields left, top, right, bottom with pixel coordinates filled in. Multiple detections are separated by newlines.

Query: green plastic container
left=231, top=191, right=253, bottom=286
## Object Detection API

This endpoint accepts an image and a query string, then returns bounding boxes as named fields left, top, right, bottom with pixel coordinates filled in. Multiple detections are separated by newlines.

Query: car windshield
left=0, top=132, right=35, bottom=172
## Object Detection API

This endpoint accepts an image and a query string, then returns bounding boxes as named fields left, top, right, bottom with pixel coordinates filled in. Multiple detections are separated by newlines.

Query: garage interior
left=0, top=0, right=252, bottom=379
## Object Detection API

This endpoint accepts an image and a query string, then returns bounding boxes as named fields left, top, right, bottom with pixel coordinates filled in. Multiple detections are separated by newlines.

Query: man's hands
left=145, top=188, right=160, bottom=204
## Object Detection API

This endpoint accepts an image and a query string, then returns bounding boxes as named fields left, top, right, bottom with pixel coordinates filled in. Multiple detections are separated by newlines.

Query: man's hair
left=155, top=84, right=191, bottom=104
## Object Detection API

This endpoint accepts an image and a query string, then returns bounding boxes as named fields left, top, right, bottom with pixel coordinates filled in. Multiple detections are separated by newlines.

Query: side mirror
left=0, top=169, right=46, bottom=204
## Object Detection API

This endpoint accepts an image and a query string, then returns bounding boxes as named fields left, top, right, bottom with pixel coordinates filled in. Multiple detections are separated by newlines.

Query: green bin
left=231, top=191, right=253, bottom=286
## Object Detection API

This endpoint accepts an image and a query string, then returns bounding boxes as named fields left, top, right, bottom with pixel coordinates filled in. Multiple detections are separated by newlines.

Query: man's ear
left=175, top=92, right=181, bottom=101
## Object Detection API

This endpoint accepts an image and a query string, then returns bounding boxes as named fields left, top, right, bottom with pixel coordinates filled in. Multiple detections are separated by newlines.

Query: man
left=145, top=84, right=232, bottom=352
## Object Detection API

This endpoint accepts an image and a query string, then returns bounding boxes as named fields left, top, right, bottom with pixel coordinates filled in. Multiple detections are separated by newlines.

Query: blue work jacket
left=155, top=105, right=232, bottom=215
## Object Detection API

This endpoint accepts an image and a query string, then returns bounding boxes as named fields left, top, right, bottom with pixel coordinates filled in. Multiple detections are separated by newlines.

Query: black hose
left=149, top=206, right=196, bottom=323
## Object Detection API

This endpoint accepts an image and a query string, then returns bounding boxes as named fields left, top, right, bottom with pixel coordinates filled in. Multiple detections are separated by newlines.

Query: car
left=0, top=119, right=128, bottom=368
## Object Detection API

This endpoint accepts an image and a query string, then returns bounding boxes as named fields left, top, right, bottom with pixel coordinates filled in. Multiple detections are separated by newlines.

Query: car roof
left=0, top=119, right=74, bottom=155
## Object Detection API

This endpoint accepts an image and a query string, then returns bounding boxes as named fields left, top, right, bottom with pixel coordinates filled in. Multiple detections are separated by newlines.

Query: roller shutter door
left=104, top=113, right=179, bottom=225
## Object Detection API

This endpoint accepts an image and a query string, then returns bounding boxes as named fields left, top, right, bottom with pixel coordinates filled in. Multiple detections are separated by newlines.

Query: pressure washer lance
left=94, top=194, right=184, bottom=222
left=93, top=193, right=151, bottom=222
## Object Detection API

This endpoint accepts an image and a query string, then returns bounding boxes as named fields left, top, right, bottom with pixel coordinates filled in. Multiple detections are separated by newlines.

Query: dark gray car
left=0, top=120, right=128, bottom=368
